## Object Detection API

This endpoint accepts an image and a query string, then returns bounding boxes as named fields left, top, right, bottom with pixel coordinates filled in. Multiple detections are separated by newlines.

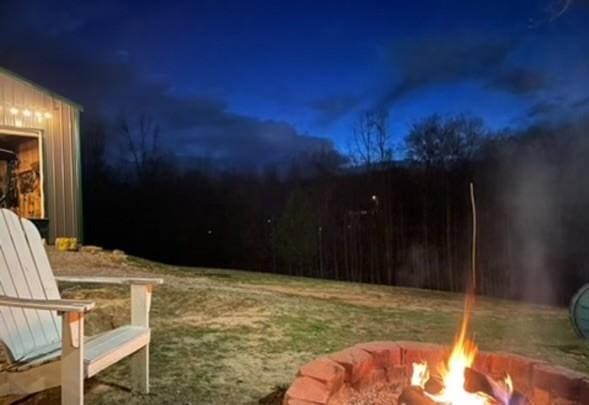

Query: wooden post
left=130, top=284, right=151, bottom=394
left=61, top=311, right=84, bottom=405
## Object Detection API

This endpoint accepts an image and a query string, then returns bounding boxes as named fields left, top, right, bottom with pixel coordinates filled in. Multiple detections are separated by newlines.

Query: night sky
left=1, top=0, right=588, bottom=169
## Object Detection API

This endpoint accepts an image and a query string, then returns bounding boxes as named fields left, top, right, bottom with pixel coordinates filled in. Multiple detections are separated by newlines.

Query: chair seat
left=13, top=326, right=150, bottom=377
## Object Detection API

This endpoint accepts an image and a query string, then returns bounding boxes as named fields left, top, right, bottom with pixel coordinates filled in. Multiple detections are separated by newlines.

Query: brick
left=285, top=399, right=322, bottom=405
left=488, top=353, right=511, bottom=380
left=354, top=341, right=402, bottom=368
left=354, top=367, right=387, bottom=390
left=326, top=385, right=356, bottom=405
left=285, top=376, right=331, bottom=404
left=496, top=352, right=541, bottom=396
left=473, top=351, right=492, bottom=373
left=552, top=398, right=577, bottom=405
left=298, top=357, right=345, bottom=394
left=398, top=341, right=448, bottom=376
left=386, top=365, right=406, bottom=384
left=329, top=348, right=375, bottom=385
left=533, top=387, right=551, bottom=405
left=533, top=364, right=584, bottom=400
left=580, top=379, right=589, bottom=404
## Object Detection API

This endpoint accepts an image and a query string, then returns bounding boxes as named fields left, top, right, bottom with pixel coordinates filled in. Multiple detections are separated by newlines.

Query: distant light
left=371, top=195, right=377, bottom=201
left=44, top=112, right=52, bottom=119
left=35, top=111, right=43, bottom=120
left=266, top=219, right=272, bottom=224
left=9, top=107, right=18, bottom=115
left=207, top=230, right=213, bottom=235
left=22, top=109, right=32, bottom=117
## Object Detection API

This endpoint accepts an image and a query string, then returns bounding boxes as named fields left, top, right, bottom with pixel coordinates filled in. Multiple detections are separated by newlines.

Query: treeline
left=81, top=113, right=589, bottom=305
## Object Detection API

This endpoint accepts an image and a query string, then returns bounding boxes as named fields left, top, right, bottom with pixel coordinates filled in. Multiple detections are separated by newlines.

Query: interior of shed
left=0, top=132, right=43, bottom=219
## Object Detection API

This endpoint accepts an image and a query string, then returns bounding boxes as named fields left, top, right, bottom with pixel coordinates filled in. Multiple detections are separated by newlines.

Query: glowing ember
left=409, top=293, right=513, bottom=404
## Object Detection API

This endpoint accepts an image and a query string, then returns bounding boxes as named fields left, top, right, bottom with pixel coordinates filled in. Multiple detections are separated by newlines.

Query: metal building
left=0, top=67, right=82, bottom=242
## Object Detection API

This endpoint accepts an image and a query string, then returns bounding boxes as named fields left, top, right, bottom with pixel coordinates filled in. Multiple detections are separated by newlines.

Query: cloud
left=0, top=13, right=334, bottom=170
left=571, top=96, right=589, bottom=109
left=378, top=36, right=550, bottom=109
left=308, top=95, right=360, bottom=126
left=527, top=100, right=560, bottom=118
left=380, top=37, right=514, bottom=106
left=490, top=68, right=551, bottom=95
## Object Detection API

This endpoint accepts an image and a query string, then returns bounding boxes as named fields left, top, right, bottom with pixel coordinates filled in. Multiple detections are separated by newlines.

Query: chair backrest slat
left=11, top=213, right=61, bottom=340
left=0, top=209, right=62, bottom=362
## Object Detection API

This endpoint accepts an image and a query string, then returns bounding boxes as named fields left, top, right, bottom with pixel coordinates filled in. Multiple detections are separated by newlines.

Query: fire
left=408, top=184, right=514, bottom=404
left=409, top=292, right=513, bottom=404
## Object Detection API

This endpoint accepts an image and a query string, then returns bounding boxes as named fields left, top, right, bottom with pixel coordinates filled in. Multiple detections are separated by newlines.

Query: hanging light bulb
left=43, top=112, right=52, bottom=119
left=35, top=111, right=43, bottom=121
left=9, top=107, right=19, bottom=115
left=23, top=109, right=32, bottom=117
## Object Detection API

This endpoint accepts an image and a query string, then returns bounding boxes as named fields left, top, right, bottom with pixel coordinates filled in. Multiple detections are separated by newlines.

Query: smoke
left=497, top=113, right=589, bottom=304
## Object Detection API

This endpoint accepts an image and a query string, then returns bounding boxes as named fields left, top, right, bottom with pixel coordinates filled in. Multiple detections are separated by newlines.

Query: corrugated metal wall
left=0, top=68, right=82, bottom=242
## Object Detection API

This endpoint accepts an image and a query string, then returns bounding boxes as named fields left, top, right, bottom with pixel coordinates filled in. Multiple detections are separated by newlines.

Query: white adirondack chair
left=0, top=209, right=163, bottom=404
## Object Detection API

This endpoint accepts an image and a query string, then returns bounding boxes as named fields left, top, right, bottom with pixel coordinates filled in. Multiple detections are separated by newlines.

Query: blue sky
left=1, top=0, right=588, bottom=165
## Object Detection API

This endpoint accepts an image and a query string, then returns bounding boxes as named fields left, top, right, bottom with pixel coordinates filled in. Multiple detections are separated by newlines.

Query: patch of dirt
left=258, top=386, right=286, bottom=405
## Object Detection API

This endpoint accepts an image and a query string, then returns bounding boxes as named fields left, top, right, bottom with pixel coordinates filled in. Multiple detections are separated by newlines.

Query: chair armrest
left=55, top=276, right=164, bottom=286
left=0, top=295, right=95, bottom=313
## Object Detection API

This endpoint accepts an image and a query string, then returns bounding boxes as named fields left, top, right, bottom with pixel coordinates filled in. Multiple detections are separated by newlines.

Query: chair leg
left=131, top=346, right=149, bottom=394
left=130, top=284, right=152, bottom=394
left=61, top=312, right=84, bottom=405
left=0, top=372, right=9, bottom=397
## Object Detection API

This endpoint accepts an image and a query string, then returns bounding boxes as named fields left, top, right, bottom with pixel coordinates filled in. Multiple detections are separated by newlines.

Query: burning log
left=398, top=386, right=437, bottom=405
left=464, top=367, right=530, bottom=405
left=464, top=367, right=510, bottom=403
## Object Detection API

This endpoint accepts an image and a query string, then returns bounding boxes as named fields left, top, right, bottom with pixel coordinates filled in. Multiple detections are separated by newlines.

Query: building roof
left=0, top=66, right=83, bottom=111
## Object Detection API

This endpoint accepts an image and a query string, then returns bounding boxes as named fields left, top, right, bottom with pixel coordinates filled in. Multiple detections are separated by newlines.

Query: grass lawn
left=9, top=249, right=589, bottom=404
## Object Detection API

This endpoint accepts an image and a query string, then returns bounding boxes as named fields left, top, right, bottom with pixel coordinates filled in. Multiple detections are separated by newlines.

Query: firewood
left=398, top=386, right=437, bottom=405
left=464, top=367, right=510, bottom=404
left=509, top=391, right=531, bottom=405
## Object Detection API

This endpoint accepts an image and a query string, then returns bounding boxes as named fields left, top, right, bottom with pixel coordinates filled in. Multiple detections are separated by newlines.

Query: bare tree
left=117, top=114, right=163, bottom=181
left=349, top=110, right=393, bottom=168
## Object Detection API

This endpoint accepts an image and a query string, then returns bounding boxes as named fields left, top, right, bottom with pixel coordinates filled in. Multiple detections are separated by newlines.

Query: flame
left=409, top=292, right=512, bottom=404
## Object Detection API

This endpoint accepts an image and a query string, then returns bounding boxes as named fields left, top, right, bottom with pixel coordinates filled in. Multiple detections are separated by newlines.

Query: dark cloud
left=379, top=36, right=550, bottom=109
left=308, top=95, right=360, bottom=126
left=571, top=96, right=589, bottom=109
left=0, top=12, right=333, bottom=170
left=381, top=37, right=514, bottom=106
left=527, top=100, right=560, bottom=118
left=490, top=68, right=551, bottom=95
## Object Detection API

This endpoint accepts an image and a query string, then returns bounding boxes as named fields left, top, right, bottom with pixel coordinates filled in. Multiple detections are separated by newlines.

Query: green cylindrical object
left=570, top=284, right=589, bottom=338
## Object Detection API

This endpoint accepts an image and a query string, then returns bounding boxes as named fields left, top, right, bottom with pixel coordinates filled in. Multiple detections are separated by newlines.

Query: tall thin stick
left=469, top=182, right=477, bottom=292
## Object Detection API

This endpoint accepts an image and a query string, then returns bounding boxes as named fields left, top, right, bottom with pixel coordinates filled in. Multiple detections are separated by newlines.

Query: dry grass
left=2, top=248, right=588, bottom=404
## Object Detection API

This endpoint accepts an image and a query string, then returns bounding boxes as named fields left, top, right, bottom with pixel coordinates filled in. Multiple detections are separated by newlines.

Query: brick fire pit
left=283, top=341, right=589, bottom=405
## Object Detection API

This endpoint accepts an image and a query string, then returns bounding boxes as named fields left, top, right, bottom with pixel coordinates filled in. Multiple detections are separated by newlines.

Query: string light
left=4, top=105, right=53, bottom=120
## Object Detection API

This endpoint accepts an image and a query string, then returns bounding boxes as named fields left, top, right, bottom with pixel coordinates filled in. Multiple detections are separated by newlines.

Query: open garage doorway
left=0, top=129, right=45, bottom=220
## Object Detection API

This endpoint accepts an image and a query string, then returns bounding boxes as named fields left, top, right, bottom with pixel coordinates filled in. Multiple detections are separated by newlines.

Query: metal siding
left=0, top=70, right=81, bottom=242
